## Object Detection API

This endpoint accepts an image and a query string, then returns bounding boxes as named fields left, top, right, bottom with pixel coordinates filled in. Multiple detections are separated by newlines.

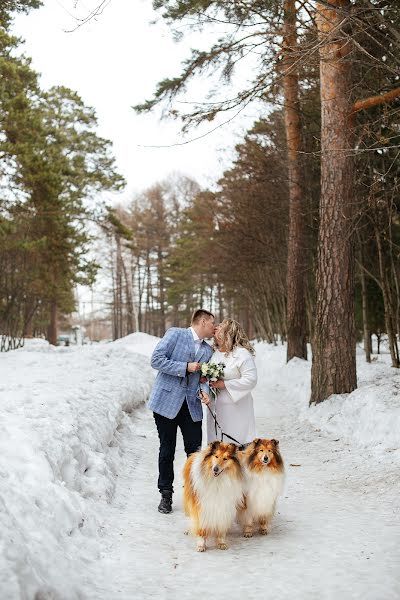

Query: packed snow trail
left=90, top=348, right=400, bottom=600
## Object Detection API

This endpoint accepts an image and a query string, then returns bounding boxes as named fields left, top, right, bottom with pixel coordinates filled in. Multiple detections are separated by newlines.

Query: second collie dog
left=183, top=441, right=244, bottom=552
left=238, top=438, right=285, bottom=537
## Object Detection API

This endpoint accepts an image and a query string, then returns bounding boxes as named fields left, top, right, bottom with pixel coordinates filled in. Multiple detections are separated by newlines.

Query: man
left=149, top=309, right=215, bottom=513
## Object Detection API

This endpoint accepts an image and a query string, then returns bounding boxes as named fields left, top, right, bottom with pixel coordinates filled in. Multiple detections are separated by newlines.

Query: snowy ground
left=0, top=334, right=156, bottom=599
left=1, top=336, right=399, bottom=599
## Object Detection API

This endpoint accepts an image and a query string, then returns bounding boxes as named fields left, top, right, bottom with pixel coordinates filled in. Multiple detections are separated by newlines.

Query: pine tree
left=14, top=86, right=125, bottom=343
left=0, top=21, right=125, bottom=347
left=310, top=0, right=357, bottom=404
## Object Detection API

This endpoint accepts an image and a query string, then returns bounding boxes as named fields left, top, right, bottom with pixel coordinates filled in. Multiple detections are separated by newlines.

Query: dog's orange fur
left=182, top=453, right=201, bottom=531
left=237, top=438, right=284, bottom=537
left=243, top=438, right=284, bottom=473
left=183, top=441, right=243, bottom=551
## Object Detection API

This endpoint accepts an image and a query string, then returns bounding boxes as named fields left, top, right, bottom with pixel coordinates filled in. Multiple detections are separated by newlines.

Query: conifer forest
left=1, top=1, right=400, bottom=405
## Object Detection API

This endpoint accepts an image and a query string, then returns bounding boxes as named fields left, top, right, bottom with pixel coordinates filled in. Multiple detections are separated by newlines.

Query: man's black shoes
left=158, top=490, right=173, bottom=514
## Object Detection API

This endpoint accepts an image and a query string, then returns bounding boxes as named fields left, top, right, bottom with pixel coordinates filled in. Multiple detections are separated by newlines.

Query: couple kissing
left=148, top=309, right=257, bottom=514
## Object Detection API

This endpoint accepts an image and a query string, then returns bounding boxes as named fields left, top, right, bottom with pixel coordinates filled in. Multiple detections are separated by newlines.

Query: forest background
left=1, top=0, right=399, bottom=405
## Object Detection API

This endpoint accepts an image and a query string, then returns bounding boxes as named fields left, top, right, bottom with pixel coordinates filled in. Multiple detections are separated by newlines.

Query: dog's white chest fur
left=191, top=454, right=243, bottom=533
left=244, top=468, right=284, bottom=519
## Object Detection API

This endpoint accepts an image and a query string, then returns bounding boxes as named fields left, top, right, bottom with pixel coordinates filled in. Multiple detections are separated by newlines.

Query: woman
left=200, top=318, right=257, bottom=446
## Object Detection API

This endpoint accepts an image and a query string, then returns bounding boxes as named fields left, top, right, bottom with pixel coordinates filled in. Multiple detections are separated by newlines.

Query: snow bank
left=255, top=342, right=400, bottom=454
left=111, top=331, right=160, bottom=357
left=304, top=358, right=400, bottom=452
left=0, top=334, right=157, bottom=600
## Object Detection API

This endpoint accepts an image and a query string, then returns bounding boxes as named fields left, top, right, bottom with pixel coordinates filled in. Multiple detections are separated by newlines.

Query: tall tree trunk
left=375, top=226, right=400, bottom=368
left=115, top=235, right=123, bottom=338
left=23, top=301, right=35, bottom=338
left=130, top=254, right=139, bottom=332
left=305, top=282, right=314, bottom=342
left=217, top=281, right=224, bottom=323
left=356, top=229, right=372, bottom=363
left=310, top=0, right=357, bottom=404
left=145, top=247, right=152, bottom=334
left=109, top=235, right=116, bottom=340
left=359, top=253, right=372, bottom=363
left=157, top=246, right=166, bottom=336
left=388, top=200, right=400, bottom=342
left=377, top=332, right=381, bottom=355
left=283, top=0, right=308, bottom=362
left=136, top=258, right=144, bottom=332
left=121, top=256, right=135, bottom=334
left=48, top=300, right=58, bottom=346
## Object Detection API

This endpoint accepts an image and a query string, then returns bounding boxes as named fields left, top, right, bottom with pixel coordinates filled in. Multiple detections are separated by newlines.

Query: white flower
left=201, top=364, right=209, bottom=375
left=200, top=361, right=224, bottom=385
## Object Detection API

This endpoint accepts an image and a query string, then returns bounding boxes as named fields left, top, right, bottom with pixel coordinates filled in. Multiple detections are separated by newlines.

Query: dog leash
left=196, top=389, right=244, bottom=447
left=202, top=397, right=244, bottom=449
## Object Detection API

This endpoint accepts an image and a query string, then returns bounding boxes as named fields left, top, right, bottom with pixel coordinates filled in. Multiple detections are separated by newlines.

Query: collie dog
left=183, top=441, right=244, bottom=552
left=238, top=438, right=284, bottom=537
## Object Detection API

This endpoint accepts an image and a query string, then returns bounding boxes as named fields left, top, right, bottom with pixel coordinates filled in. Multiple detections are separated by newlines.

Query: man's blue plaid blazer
left=148, top=327, right=213, bottom=421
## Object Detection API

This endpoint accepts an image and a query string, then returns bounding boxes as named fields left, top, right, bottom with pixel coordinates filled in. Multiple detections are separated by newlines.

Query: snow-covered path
left=90, top=350, right=400, bottom=600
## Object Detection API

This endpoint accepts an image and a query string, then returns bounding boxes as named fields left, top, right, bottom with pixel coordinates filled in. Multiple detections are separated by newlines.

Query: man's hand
left=187, top=362, right=201, bottom=373
left=210, top=380, right=225, bottom=389
left=199, top=390, right=210, bottom=405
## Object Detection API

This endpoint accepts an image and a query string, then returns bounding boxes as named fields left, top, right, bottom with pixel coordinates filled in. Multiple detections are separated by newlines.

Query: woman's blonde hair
left=215, top=318, right=255, bottom=356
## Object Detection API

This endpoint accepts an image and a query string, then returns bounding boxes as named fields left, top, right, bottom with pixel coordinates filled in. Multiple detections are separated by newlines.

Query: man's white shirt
left=189, top=327, right=203, bottom=357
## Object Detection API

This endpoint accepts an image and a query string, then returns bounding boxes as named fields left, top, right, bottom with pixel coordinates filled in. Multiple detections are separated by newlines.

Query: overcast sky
left=13, top=0, right=262, bottom=202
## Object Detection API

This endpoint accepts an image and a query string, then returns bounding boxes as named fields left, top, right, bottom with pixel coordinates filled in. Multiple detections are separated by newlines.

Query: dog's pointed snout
left=213, top=465, right=219, bottom=473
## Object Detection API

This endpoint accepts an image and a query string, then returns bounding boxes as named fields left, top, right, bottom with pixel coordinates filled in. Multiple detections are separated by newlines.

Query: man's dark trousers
left=154, top=401, right=202, bottom=492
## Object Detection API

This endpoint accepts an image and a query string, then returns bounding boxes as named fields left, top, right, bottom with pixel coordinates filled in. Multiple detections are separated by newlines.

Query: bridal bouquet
left=200, top=361, right=225, bottom=399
